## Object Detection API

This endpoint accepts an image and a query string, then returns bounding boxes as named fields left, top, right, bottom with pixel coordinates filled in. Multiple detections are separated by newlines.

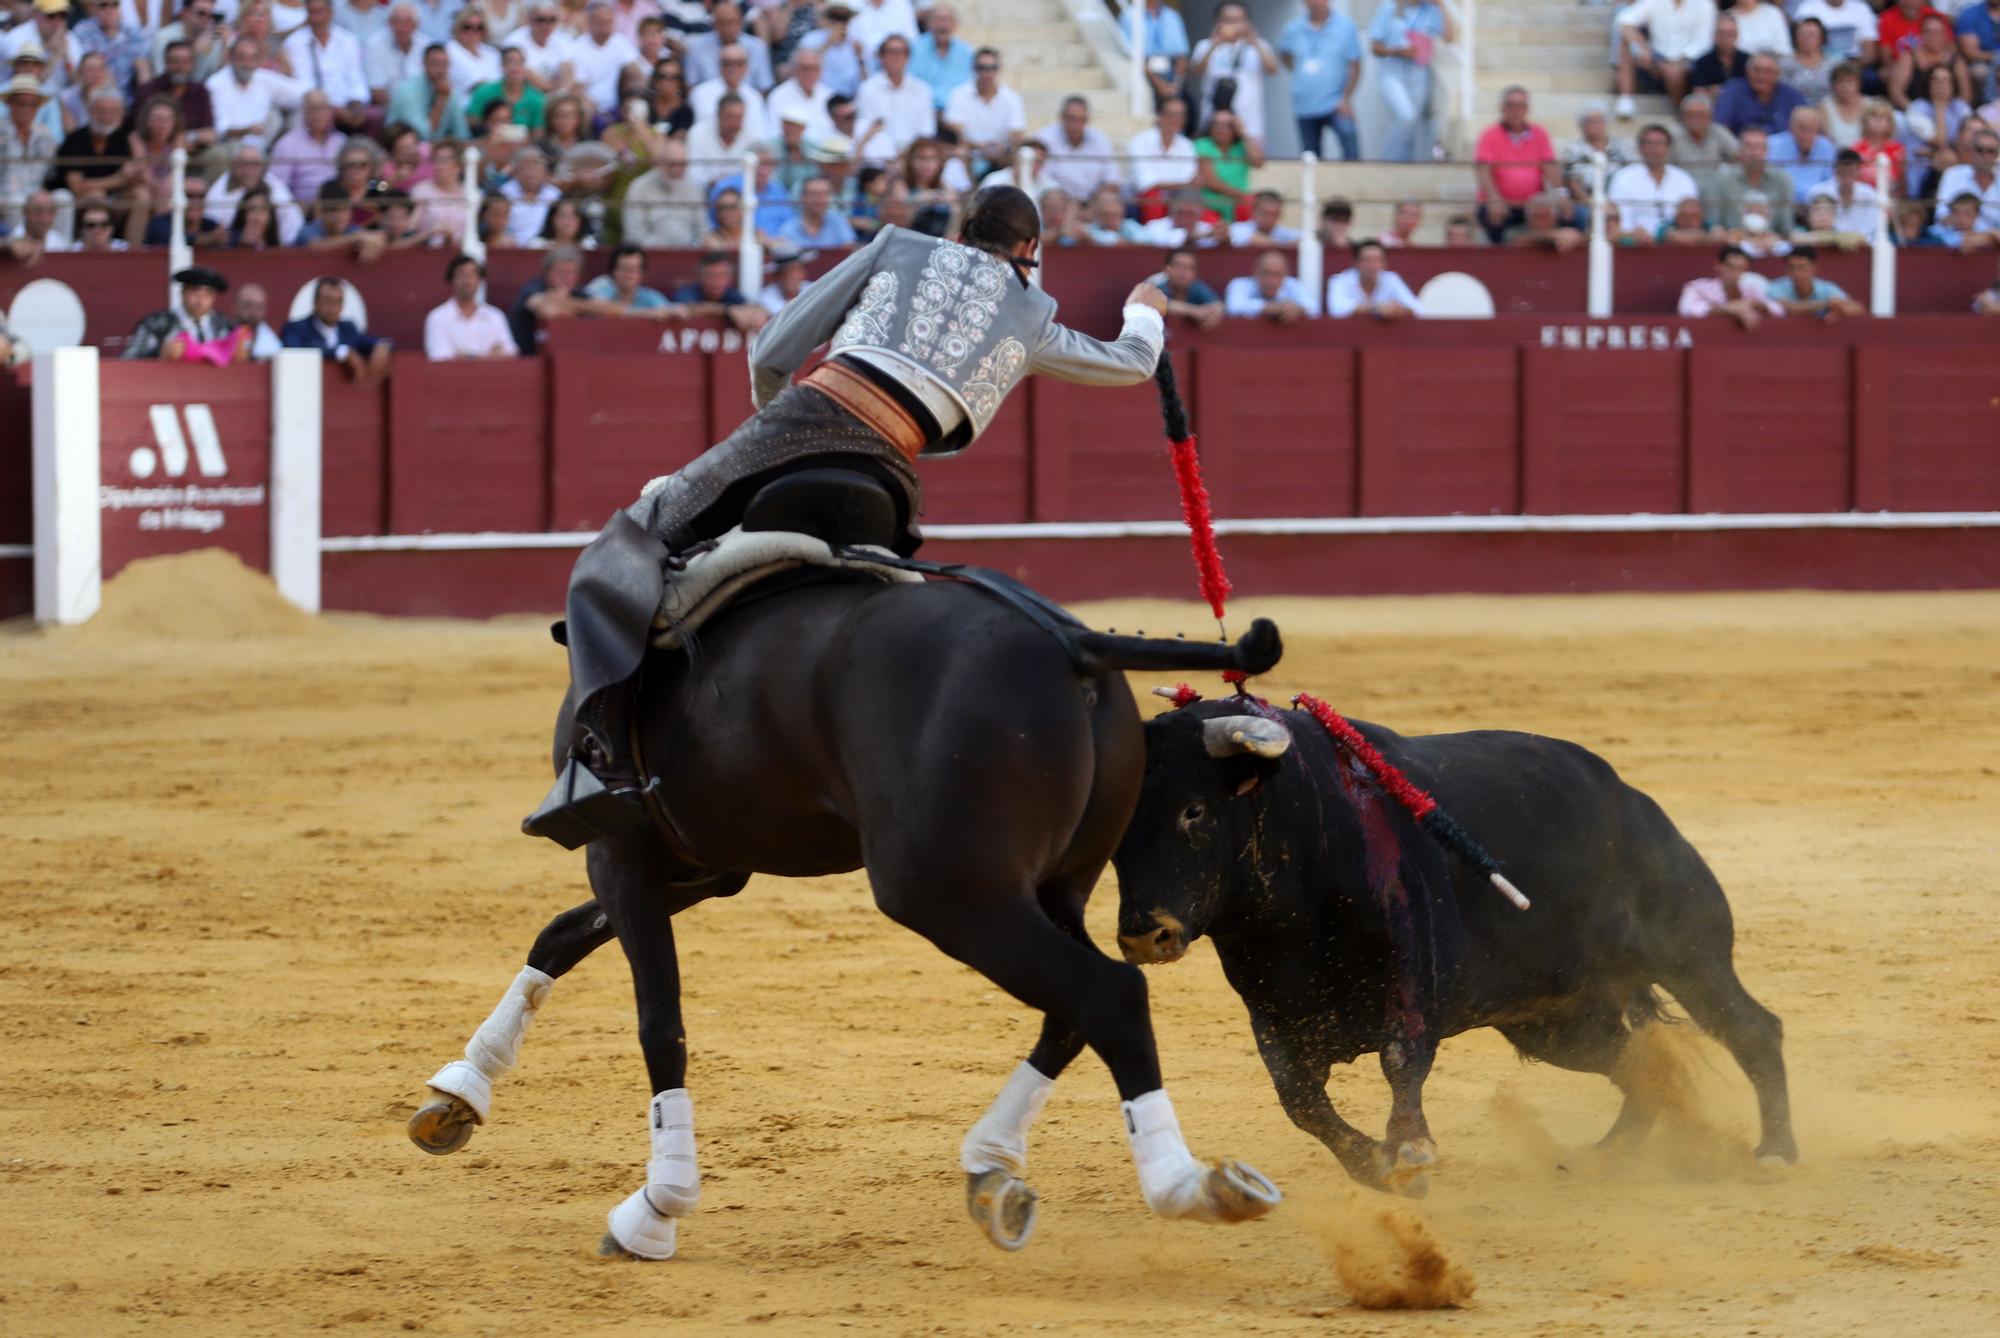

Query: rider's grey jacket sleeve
left=746, top=226, right=1167, bottom=455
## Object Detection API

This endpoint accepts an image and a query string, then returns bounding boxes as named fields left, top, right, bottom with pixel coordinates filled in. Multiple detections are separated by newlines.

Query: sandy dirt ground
left=2, top=551, right=1997, bottom=1337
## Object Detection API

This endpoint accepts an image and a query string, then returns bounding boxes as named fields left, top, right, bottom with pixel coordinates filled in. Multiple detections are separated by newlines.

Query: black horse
left=410, top=561, right=1285, bottom=1257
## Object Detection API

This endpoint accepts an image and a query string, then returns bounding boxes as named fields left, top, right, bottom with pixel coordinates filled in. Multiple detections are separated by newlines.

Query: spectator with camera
left=1192, top=1, right=1274, bottom=150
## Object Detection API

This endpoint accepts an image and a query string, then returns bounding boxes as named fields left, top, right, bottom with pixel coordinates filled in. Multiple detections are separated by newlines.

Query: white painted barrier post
left=1129, top=0, right=1146, bottom=120
left=269, top=350, right=323, bottom=613
left=738, top=148, right=762, bottom=301
left=1587, top=149, right=1612, bottom=318
left=31, top=347, right=102, bottom=625
left=1296, top=151, right=1323, bottom=315
left=167, top=147, right=191, bottom=309
left=461, top=146, right=485, bottom=264
left=1019, top=144, right=1043, bottom=287
left=1870, top=152, right=1895, bottom=317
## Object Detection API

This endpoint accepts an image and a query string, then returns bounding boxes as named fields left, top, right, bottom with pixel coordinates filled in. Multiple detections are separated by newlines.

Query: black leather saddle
left=741, top=468, right=902, bottom=551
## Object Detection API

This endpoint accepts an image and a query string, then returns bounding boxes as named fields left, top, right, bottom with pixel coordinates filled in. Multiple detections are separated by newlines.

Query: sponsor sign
left=1539, top=323, right=1695, bottom=350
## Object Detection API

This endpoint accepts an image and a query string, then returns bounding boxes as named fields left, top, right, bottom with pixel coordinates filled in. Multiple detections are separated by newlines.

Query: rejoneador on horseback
left=412, top=186, right=1289, bottom=1262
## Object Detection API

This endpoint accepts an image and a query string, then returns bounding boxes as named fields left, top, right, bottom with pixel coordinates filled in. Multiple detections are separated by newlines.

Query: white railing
left=738, top=148, right=762, bottom=299
left=1587, top=149, right=1611, bottom=317
left=1869, top=152, right=1895, bottom=316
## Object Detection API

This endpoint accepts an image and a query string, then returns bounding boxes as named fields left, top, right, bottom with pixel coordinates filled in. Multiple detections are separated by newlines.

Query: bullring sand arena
left=2, top=549, right=1996, bottom=1336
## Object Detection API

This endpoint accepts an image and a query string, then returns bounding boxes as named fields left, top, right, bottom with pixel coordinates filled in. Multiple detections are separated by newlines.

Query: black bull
left=1111, top=698, right=1798, bottom=1193
left=411, top=576, right=1284, bottom=1247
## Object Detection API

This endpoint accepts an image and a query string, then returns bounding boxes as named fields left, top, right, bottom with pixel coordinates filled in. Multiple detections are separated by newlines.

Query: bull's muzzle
left=1118, top=912, right=1188, bottom=965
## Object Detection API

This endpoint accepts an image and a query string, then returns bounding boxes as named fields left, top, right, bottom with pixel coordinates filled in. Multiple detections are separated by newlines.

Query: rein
left=1150, top=355, right=1528, bottom=911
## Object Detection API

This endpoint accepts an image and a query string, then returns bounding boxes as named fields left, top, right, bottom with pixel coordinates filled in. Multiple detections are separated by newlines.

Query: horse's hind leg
left=408, top=899, right=616, bottom=1155
left=873, top=868, right=1279, bottom=1231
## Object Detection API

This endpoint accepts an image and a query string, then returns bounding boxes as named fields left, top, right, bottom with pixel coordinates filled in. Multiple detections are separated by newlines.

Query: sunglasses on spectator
left=532, top=13, right=555, bottom=20
left=82, top=217, right=113, bottom=228
left=722, top=57, right=748, bottom=65
left=975, top=63, right=998, bottom=72
left=460, top=21, right=486, bottom=31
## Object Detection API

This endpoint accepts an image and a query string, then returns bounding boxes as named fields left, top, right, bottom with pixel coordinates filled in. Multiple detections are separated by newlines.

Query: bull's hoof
left=965, top=1170, right=1039, bottom=1251
left=407, top=1094, right=478, bottom=1155
left=1755, top=1137, right=1800, bottom=1169
left=1203, top=1158, right=1282, bottom=1223
left=1384, top=1140, right=1436, bottom=1199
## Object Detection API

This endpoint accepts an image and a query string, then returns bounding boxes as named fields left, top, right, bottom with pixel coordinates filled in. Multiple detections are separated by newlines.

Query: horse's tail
left=1067, top=617, right=1282, bottom=680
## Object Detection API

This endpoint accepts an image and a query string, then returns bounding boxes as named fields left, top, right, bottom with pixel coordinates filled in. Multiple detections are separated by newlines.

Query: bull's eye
left=1180, top=801, right=1206, bottom=826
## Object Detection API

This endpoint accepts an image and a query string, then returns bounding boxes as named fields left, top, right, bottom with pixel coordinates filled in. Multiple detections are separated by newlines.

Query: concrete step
left=955, top=0, right=1072, bottom=23
left=1482, top=46, right=1612, bottom=72
left=1014, top=66, right=1113, bottom=93
left=1482, top=21, right=1613, bottom=45
left=975, top=22, right=1096, bottom=48
left=1479, top=67, right=1615, bottom=94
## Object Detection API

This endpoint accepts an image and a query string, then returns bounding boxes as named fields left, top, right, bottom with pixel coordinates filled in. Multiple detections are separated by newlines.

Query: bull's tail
left=1068, top=618, right=1282, bottom=680
left=1626, top=986, right=1683, bottom=1030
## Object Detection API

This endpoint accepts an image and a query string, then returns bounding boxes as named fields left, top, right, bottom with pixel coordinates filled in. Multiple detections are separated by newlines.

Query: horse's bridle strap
left=801, top=359, right=927, bottom=464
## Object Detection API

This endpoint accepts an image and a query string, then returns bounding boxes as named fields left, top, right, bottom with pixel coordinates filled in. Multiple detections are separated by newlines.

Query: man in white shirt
left=942, top=45, right=1021, bottom=174
left=1790, top=0, right=1878, bottom=65
left=848, top=0, right=914, bottom=68
left=1127, top=94, right=1198, bottom=207
left=365, top=2, right=424, bottom=104
left=1931, top=127, right=2000, bottom=229
left=1613, top=0, right=1717, bottom=117
left=335, top=0, right=392, bottom=45
left=853, top=32, right=931, bottom=164
left=1138, top=188, right=1221, bottom=247
left=500, top=144, right=559, bottom=240
left=620, top=134, right=704, bottom=245
left=205, top=33, right=302, bottom=145
left=1607, top=121, right=1699, bottom=233
left=1326, top=240, right=1422, bottom=319
left=1806, top=150, right=1879, bottom=238
left=765, top=43, right=832, bottom=139
left=426, top=254, right=516, bottom=359
left=691, top=41, right=768, bottom=138
left=204, top=139, right=305, bottom=241
left=151, top=1, right=226, bottom=83
left=1036, top=94, right=1117, bottom=202
left=569, top=0, right=638, bottom=112
left=683, top=1, right=770, bottom=90
left=504, top=3, right=572, bottom=91
left=1224, top=249, right=1313, bottom=322
left=1227, top=188, right=1301, bottom=246
left=283, top=0, right=369, bottom=128
left=685, top=89, right=752, bottom=190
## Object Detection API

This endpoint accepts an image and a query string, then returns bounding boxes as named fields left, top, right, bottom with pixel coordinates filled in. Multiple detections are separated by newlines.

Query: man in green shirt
left=469, top=45, right=546, bottom=131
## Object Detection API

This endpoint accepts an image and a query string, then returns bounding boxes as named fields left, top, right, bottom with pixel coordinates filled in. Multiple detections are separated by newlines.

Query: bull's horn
left=1202, top=715, right=1291, bottom=759
left=1151, top=685, right=1194, bottom=702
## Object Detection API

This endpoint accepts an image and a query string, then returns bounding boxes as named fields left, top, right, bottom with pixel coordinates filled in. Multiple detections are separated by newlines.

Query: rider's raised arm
left=748, top=228, right=895, bottom=409
left=1027, top=301, right=1167, bottom=387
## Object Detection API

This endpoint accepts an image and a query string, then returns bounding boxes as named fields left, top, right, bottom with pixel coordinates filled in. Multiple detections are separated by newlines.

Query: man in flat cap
left=123, top=264, right=247, bottom=361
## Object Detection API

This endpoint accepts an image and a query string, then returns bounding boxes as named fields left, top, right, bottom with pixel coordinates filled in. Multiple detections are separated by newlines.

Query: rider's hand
left=1128, top=282, right=1169, bottom=314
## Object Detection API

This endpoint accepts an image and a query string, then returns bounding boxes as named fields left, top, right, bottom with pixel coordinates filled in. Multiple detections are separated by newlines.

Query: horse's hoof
left=1385, top=1140, right=1436, bottom=1199
left=598, top=1233, right=647, bottom=1259
left=1205, top=1158, right=1282, bottom=1223
left=966, top=1170, right=1039, bottom=1251
left=407, top=1095, right=477, bottom=1155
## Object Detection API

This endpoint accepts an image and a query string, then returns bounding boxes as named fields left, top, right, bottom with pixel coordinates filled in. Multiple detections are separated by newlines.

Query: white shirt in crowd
left=1224, top=273, right=1313, bottom=318
left=424, top=298, right=515, bottom=359
left=501, top=178, right=560, bottom=241
left=505, top=26, right=574, bottom=84
left=447, top=39, right=503, bottom=94
left=854, top=70, right=934, bottom=163
left=1612, top=0, right=1720, bottom=64
left=568, top=29, right=639, bottom=111
left=1807, top=178, right=1880, bottom=238
left=685, top=118, right=754, bottom=190
left=1326, top=268, right=1424, bottom=317
left=943, top=81, right=1024, bottom=151
left=205, top=172, right=305, bottom=243
left=283, top=22, right=370, bottom=106
left=1789, top=0, right=1877, bottom=61
left=366, top=28, right=427, bottom=93
left=1606, top=160, right=1700, bottom=232
left=1126, top=124, right=1198, bottom=194
left=1190, top=37, right=1266, bottom=141
left=691, top=77, right=771, bottom=141
left=766, top=76, right=835, bottom=139
left=1728, top=2, right=1793, bottom=56
left=1137, top=215, right=1218, bottom=247
left=1037, top=122, right=1119, bottom=200
left=849, top=0, right=918, bottom=63
left=206, top=64, right=306, bottom=143
left=1930, top=164, right=2000, bottom=229
left=1227, top=219, right=1301, bottom=246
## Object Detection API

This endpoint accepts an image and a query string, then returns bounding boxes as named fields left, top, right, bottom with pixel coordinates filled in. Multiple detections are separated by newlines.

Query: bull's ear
left=1202, top=715, right=1291, bottom=759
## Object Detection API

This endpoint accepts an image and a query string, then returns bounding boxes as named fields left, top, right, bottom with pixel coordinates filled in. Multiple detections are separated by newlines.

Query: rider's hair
left=958, top=185, right=1040, bottom=259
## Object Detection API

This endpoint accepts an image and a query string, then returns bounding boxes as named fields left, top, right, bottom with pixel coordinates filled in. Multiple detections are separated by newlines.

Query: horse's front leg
left=409, top=899, right=615, bottom=1154
left=590, top=837, right=702, bottom=1260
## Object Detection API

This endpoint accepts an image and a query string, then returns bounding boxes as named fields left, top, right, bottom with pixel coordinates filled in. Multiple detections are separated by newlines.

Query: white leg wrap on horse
left=1123, top=1089, right=1215, bottom=1220
left=960, top=1061, right=1056, bottom=1176
left=607, top=1089, right=700, bottom=1259
left=425, top=965, right=554, bottom=1123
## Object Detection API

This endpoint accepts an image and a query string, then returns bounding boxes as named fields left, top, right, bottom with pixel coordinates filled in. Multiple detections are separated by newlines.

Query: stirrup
left=521, top=757, right=647, bottom=849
